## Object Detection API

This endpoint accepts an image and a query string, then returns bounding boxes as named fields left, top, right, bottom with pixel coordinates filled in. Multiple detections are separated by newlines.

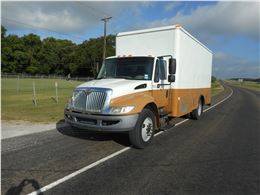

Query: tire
left=191, top=98, right=203, bottom=120
left=129, top=108, right=156, bottom=149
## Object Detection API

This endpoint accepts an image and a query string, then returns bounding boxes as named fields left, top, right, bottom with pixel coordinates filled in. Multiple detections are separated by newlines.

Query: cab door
left=152, top=58, right=169, bottom=110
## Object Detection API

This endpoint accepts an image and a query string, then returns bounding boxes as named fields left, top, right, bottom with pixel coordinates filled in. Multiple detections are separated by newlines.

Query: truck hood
left=77, top=79, right=151, bottom=98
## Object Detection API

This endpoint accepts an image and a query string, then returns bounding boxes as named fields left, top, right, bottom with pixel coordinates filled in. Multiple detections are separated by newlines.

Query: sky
left=1, top=1, right=260, bottom=79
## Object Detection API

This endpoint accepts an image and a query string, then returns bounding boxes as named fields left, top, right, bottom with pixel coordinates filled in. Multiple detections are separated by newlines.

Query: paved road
left=2, top=84, right=259, bottom=194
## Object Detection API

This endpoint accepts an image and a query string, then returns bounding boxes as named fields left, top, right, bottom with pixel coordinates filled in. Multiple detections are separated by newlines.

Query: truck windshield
left=97, top=57, right=154, bottom=80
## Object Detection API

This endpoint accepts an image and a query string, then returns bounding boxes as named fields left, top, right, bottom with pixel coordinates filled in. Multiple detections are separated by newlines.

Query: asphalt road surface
left=2, top=83, right=259, bottom=194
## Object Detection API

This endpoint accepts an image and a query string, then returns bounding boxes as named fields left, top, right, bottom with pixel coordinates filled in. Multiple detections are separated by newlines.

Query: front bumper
left=64, top=109, right=138, bottom=132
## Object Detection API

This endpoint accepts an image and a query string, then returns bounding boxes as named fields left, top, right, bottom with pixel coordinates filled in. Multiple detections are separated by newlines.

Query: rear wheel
left=191, top=98, right=203, bottom=120
left=129, top=108, right=155, bottom=149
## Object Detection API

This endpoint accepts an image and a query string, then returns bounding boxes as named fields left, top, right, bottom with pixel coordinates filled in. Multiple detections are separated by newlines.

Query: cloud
left=149, top=2, right=260, bottom=41
left=213, top=52, right=260, bottom=78
left=19, top=9, right=84, bottom=33
left=1, top=1, right=146, bottom=34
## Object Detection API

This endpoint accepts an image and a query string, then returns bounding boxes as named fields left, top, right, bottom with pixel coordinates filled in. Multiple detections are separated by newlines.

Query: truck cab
left=65, top=55, right=175, bottom=148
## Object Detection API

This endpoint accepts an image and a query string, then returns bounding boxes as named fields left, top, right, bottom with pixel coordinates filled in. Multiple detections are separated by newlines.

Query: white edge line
left=27, top=147, right=130, bottom=195
left=204, top=86, right=233, bottom=112
left=27, top=86, right=233, bottom=195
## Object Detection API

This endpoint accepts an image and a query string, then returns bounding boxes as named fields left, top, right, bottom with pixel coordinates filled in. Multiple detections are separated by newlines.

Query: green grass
left=211, top=80, right=224, bottom=96
left=2, top=78, right=82, bottom=123
left=227, top=80, right=260, bottom=91
left=2, top=78, right=224, bottom=123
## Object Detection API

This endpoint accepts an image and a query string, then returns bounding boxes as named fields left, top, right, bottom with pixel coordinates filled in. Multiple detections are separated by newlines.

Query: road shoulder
left=1, top=120, right=56, bottom=139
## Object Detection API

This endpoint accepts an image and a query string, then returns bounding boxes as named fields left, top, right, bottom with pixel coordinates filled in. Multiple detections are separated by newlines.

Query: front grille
left=72, top=89, right=109, bottom=113
left=86, top=91, right=107, bottom=112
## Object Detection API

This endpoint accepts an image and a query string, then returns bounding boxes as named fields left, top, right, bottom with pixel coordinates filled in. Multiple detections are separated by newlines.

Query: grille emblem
left=84, top=90, right=92, bottom=96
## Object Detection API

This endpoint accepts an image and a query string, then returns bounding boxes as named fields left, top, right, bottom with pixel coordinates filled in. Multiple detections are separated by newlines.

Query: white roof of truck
left=117, top=24, right=212, bottom=54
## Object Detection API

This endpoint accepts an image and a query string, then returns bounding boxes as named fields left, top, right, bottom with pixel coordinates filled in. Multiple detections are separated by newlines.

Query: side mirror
left=154, top=60, right=160, bottom=83
left=168, top=74, right=175, bottom=83
left=169, top=58, right=176, bottom=74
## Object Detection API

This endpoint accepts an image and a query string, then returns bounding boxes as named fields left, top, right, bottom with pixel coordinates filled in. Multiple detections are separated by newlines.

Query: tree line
left=1, top=26, right=115, bottom=77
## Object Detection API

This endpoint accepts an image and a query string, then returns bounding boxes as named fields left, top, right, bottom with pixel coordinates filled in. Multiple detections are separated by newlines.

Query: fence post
left=55, top=81, right=58, bottom=103
left=16, top=75, right=20, bottom=93
left=32, top=81, right=37, bottom=106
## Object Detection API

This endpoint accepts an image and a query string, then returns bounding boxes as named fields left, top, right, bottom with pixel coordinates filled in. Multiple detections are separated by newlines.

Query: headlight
left=109, top=106, right=135, bottom=114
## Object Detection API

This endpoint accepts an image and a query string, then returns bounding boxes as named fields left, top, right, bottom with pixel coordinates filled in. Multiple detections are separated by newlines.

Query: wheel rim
left=198, top=101, right=202, bottom=116
left=141, top=117, right=153, bottom=142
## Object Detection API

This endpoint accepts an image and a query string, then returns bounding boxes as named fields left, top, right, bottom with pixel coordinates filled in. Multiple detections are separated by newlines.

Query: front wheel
left=129, top=108, right=155, bottom=149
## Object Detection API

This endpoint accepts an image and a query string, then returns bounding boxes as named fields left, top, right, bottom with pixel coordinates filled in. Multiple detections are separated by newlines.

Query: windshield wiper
left=96, top=76, right=107, bottom=80
left=97, top=76, right=133, bottom=80
left=114, top=76, right=133, bottom=79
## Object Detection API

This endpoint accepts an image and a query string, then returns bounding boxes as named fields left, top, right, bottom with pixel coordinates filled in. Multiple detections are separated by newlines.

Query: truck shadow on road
left=5, top=179, right=42, bottom=195
left=56, top=120, right=131, bottom=147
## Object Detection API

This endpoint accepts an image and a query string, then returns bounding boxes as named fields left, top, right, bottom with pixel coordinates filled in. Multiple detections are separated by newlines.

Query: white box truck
left=65, top=24, right=213, bottom=148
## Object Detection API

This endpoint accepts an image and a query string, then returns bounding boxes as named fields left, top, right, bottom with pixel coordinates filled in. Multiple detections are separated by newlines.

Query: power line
left=2, top=9, right=139, bottom=43
left=76, top=2, right=112, bottom=18
left=2, top=17, right=86, bottom=41
left=75, top=1, right=116, bottom=36
left=74, top=2, right=101, bottom=21
left=76, top=2, right=139, bottom=35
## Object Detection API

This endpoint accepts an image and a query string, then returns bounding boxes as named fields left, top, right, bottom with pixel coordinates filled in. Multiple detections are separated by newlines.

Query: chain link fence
left=1, top=73, right=94, bottom=82
left=1, top=73, right=96, bottom=121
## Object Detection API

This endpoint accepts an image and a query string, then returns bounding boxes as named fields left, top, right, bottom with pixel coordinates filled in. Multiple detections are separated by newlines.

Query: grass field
left=2, top=78, right=223, bottom=123
left=2, top=78, right=82, bottom=122
left=227, top=80, right=260, bottom=91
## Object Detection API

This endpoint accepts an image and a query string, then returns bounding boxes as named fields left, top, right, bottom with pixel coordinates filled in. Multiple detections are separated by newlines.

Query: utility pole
left=101, top=16, right=112, bottom=62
